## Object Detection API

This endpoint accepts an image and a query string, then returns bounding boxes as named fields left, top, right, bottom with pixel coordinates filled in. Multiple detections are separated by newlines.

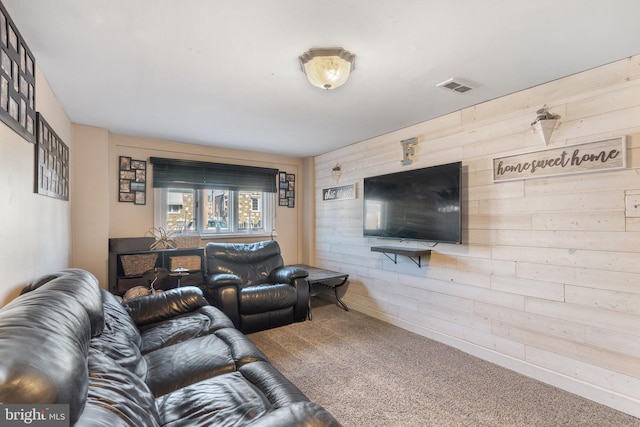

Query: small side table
left=169, top=267, right=190, bottom=287
left=293, top=264, right=349, bottom=320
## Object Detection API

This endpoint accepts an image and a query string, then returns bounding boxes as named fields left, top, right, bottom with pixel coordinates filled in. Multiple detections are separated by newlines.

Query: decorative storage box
left=170, top=255, right=201, bottom=271
left=174, top=234, right=201, bottom=248
left=120, top=253, right=159, bottom=276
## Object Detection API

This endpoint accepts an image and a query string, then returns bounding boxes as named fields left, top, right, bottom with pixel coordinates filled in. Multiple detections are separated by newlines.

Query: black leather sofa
left=204, top=240, right=309, bottom=333
left=0, top=268, right=340, bottom=426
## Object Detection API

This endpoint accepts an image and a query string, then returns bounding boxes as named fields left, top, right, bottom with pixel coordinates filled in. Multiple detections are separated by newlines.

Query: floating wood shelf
left=371, top=246, right=432, bottom=268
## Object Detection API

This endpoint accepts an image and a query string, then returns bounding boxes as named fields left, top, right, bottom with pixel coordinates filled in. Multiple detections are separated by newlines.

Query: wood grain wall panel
left=573, top=268, right=640, bottom=294
left=489, top=275, right=564, bottom=301
left=493, top=245, right=640, bottom=273
left=585, top=327, right=640, bottom=357
left=413, top=289, right=476, bottom=314
left=563, top=106, right=640, bottom=140
left=454, top=255, right=516, bottom=277
left=496, top=230, right=640, bottom=252
left=400, top=308, right=527, bottom=359
left=474, top=302, right=586, bottom=342
left=369, top=288, right=419, bottom=312
left=468, top=214, right=532, bottom=230
left=415, top=302, right=493, bottom=334
left=524, top=298, right=639, bottom=336
left=525, top=347, right=640, bottom=401
left=492, top=322, right=640, bottom=378
left=423, top=267, right=492, bottom=289
left=464, top=229, right=494, bottom=245
left=532, top=211, right=626, bottom=231
left=515, top=262, right=576, bottom=284
left=565, top=80, right=640, bottom=120
left=479, top=191, right=624, bottom=215
left=313, top=55, right=640, bottom=416
left=564, top=285, right=640, bottom=313
left=347, top=291, right=401, bottom=318
left=524, top=169, right=640, bottom=195
left=467, top=181, right=524, bottom=201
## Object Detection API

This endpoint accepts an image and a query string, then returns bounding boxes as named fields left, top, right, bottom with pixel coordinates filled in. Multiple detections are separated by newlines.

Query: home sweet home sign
left=493, top=137, right=626, bottom=182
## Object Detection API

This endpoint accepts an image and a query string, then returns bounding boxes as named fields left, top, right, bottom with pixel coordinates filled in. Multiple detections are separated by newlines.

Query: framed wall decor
left=0, top=2, right=36, bottom=142
left=35, top=113, right=69, bottom=200
left=119, top=156, right=146, bottom=204
left=278, top=171, right=295, bottom=208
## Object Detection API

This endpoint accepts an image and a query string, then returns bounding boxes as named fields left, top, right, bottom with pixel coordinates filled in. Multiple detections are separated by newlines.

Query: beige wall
left=71, top=125, right=109, bottom=285
left=314, top=55, right=640, bottom=417
left=0, top=66, right=71, bottom=305
left=71, top=130, right=305, bottom=287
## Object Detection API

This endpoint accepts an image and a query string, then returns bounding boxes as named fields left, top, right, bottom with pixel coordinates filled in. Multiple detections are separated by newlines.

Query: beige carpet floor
left=248, top=298, right=640, bottom=427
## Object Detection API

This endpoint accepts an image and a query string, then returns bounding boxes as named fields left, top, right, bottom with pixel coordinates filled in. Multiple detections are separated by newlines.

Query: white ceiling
left=4, top=1, right=640, bottom=157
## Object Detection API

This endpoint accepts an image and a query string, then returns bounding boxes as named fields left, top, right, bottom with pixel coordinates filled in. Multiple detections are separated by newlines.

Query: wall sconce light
left=401, top=137, right=417, bottom=166
left=530, top=105, right=560, bottom=146
left=299, top=48, right=356, bottom=90
left=331, top=163, right=342, bottom=183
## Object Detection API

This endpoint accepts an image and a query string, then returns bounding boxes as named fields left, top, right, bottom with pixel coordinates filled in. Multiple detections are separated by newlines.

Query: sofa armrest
left=269, top=266, right=309, bottom=284
left=123, top=286, right=208, bottom=326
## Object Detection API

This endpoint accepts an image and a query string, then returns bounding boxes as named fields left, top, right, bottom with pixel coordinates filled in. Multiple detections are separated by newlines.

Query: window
left=155, top=188, right=275, bottom=235
left=150, top=157, right=278, bottom=237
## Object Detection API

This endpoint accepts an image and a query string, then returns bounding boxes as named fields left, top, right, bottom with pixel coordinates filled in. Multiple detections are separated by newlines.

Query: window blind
left=150, top=157, right=278, bottom=193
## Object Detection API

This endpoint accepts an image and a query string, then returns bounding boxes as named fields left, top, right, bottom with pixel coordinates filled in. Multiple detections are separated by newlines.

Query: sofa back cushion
left=91, top=290, right=147, bottom=378
left=205, top=240, right=284, bottom=286
left=75, top=347, right=160, bottom=427
left=123, top=286, right=209, bottom=326
left=22, top=268, right=105, bottom=336
left=0, top=269, right=101, bottom=425
left=138, top=305, right=235, bottom=354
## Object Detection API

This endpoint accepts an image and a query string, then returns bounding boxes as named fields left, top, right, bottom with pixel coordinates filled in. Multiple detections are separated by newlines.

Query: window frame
left=154, top=187, right=276, bottom=237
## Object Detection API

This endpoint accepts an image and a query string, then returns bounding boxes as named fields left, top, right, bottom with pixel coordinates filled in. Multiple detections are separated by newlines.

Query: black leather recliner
left=203, top=240, right=309, bottom=333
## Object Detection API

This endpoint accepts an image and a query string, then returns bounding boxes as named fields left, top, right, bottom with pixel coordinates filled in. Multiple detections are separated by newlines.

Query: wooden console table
left=108, top=237, right=205, bottom=296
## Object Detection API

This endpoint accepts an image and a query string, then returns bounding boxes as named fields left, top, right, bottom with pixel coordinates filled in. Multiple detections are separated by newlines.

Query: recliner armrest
left=123, top=286, right=208, bottom=326
left=202, top=274, right=242, bottom=328
left=206, top=273, right=243, bottom=289
left=269, top=266, right=309, bottom=284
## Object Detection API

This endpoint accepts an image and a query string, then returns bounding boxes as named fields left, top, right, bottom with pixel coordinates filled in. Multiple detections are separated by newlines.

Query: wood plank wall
left=313, top=55, right=640, bottom=417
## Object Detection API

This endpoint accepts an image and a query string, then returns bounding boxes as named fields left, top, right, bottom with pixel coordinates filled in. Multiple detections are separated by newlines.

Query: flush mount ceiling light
left=299, top=48, right=356, bottom=90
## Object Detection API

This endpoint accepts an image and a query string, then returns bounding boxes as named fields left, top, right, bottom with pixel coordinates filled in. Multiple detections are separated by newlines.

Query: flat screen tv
left=363, top=161, right=462, bottom=244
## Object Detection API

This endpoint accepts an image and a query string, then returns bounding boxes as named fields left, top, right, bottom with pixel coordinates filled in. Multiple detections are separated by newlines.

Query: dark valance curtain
left=149, top=157, right=278, bottom=193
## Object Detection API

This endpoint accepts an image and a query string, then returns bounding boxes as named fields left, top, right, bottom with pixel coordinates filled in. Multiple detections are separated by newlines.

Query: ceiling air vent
left=436, top=78, right=473, bottom=93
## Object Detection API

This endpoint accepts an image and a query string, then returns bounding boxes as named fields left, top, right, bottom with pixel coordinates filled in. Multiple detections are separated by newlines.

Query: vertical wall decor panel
left=313, top=55, right=640, bottom=417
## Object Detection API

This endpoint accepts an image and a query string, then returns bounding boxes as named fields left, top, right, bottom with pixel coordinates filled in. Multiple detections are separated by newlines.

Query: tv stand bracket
left=371, top=246, right=432, bottom=268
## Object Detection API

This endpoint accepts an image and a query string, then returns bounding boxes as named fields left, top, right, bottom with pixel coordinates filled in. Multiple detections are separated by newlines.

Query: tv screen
left=363, top=161, right=462, bottom=244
